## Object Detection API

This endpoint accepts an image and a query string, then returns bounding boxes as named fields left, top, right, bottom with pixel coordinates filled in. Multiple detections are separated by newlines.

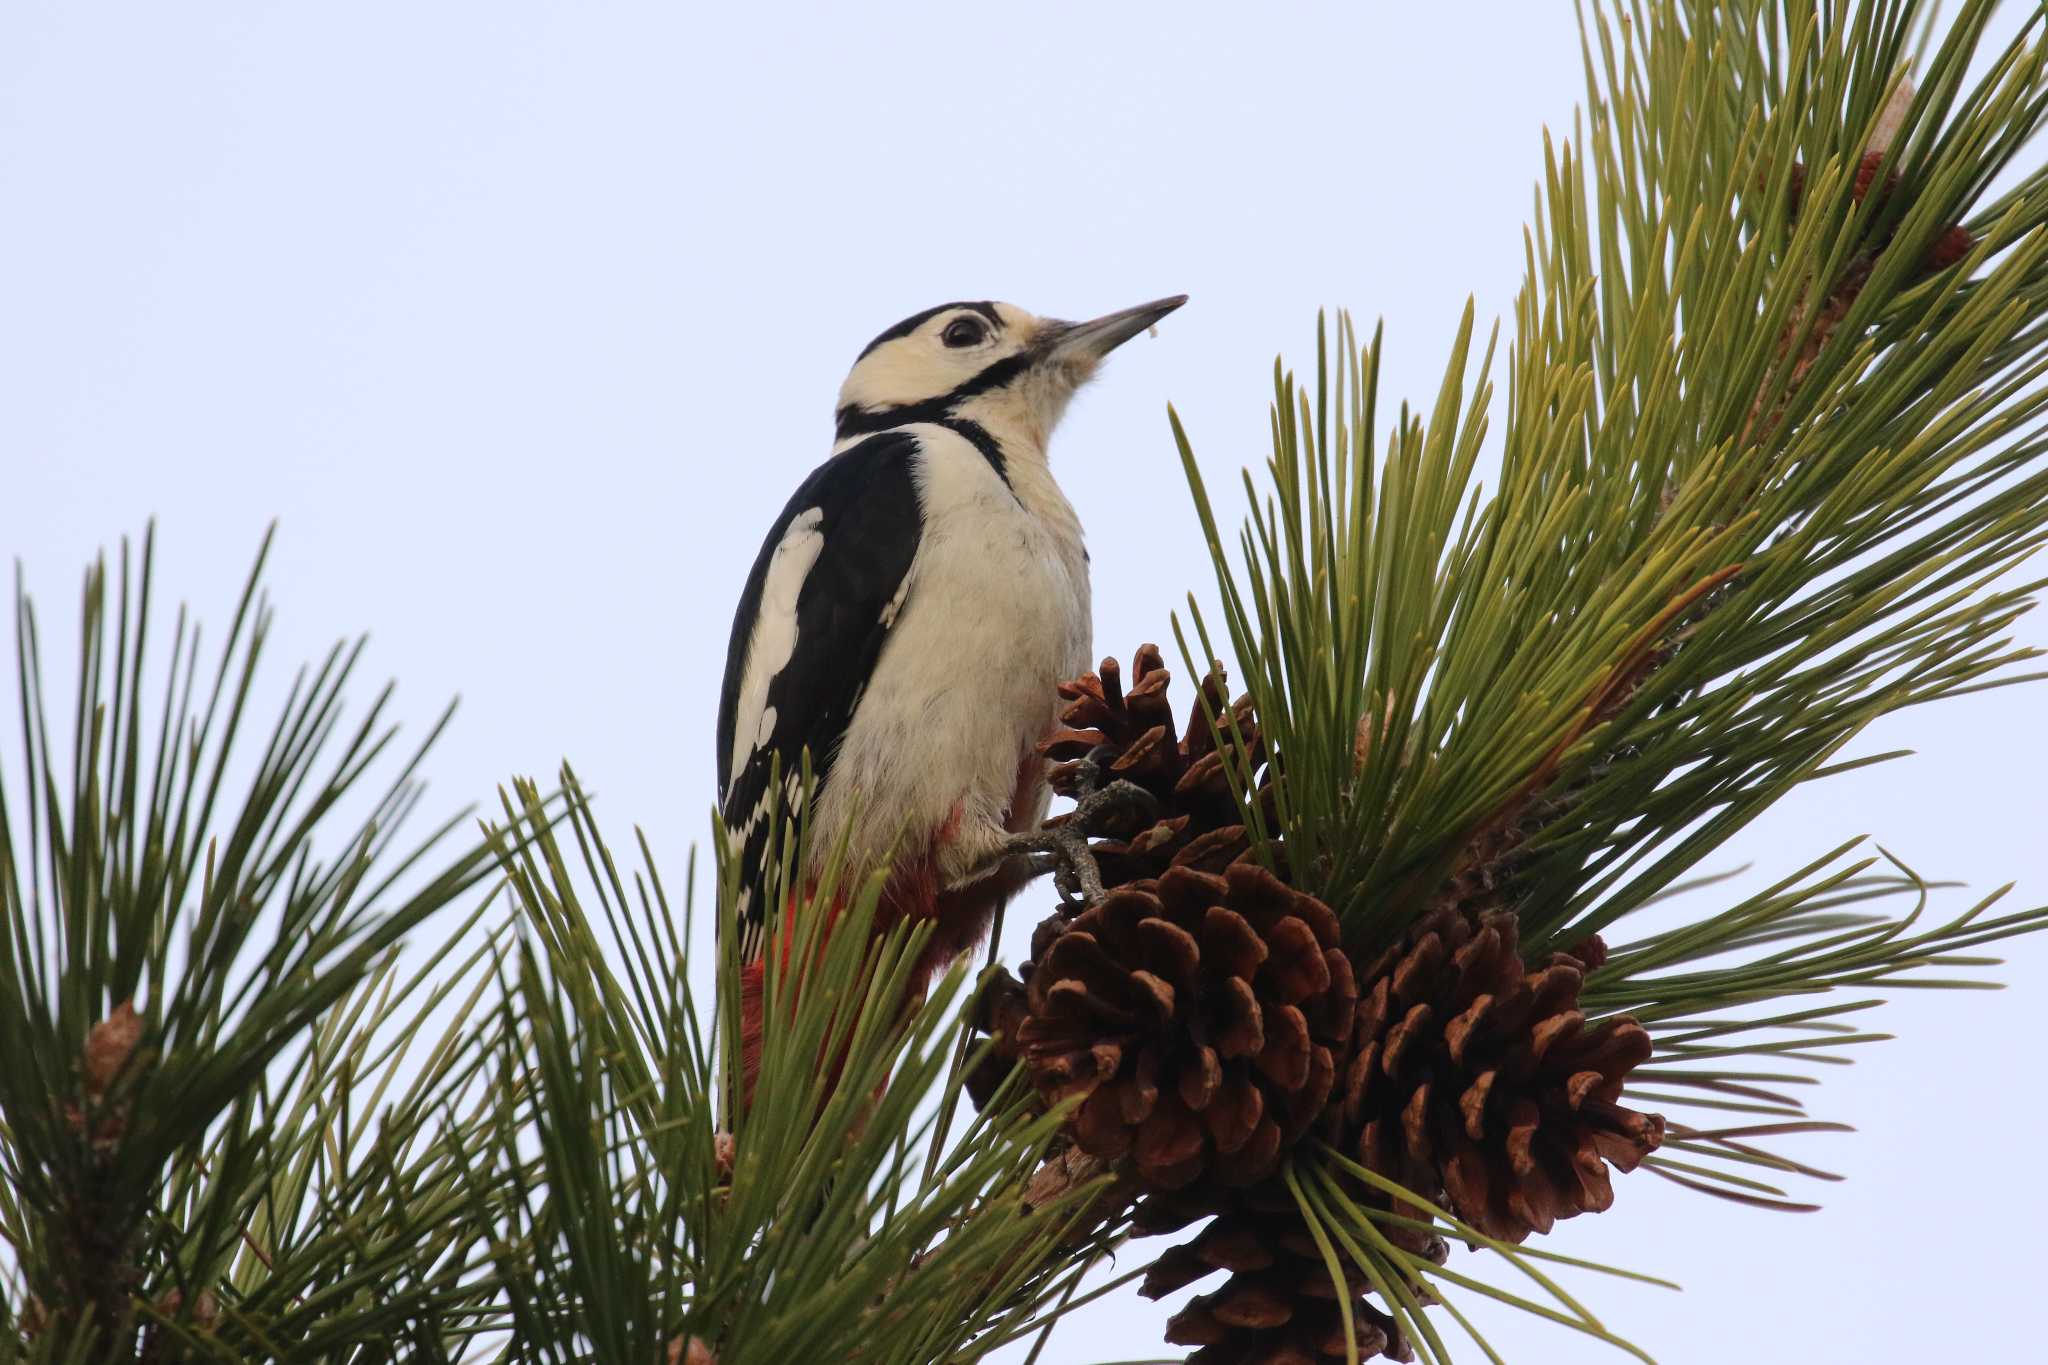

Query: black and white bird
left=716, top=295, right=1186, bottom=1089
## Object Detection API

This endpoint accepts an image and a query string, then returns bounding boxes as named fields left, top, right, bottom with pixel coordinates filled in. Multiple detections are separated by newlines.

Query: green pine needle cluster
left=6, top=2, right=2048, bottom=1363
left=0, top=531, right=516, bottom=1362
left=475, top=773, right=1114, bottom=1365
left=0, top=536, right=1115, bottom=1363
left=1166, top=0, right=2048, bottom=1356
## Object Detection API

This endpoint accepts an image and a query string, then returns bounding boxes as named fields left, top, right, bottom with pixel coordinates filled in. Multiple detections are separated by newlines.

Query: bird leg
left=992, top=778, right=1159, bottom=908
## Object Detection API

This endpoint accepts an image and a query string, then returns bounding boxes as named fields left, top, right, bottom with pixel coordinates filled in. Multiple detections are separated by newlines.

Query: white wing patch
left=726, top=507, right=826, bottom=796
left=733, top=768, right=806, bottom=958
left=879, top=577, right=911, bottom=628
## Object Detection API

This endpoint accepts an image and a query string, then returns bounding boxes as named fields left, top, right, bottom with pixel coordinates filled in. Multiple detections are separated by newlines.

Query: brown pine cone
left=964, top=965, right=1032, bottom=1111
left=1039, top=645, right=1269, bottom=883
left=1135, top=1187, right=1417, bottom=1364
left=1783, top=152, right=1977, bottom=278
left=1017, top=863, right=1357, bottom=1191
left=1340, top=908, right=1662, bottom=1244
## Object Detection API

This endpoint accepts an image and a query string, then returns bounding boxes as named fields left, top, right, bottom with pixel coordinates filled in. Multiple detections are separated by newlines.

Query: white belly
left=817, top=424, right=1090, bottom=884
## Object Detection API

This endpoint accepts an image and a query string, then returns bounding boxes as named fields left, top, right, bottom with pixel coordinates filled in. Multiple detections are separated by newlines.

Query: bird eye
left=941, top=316, right=987, bottom=348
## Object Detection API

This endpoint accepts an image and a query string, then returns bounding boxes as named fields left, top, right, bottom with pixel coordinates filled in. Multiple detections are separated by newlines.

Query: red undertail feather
left=739, top=756, right=1047, bottom=1107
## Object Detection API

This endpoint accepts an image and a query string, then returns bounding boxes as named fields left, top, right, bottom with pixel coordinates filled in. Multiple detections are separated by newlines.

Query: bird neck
left=834, top=393, right=1072, bottom=479
left=835, top=363, right=1080, bottom=468
left=946, top=383, right=1051, bottom=459
left=828, top=402, right=1080, bottom=545
left=943, top=396, right=1084, bottom=550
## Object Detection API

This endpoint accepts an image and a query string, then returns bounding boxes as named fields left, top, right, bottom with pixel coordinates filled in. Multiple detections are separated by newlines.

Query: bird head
left=835, top=296, right=1187, bottom=455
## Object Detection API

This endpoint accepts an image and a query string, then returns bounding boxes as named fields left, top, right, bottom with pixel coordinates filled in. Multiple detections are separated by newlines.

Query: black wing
left=715, top=429, right=924, bottom=933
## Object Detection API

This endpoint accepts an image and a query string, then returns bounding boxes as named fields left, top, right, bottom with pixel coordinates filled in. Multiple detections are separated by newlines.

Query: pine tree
left=10, top=3, right=2048, bottom=1362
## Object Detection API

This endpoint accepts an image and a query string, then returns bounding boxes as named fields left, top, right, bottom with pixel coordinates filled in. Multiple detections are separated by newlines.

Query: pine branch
left=1105, top=2, right=2048, bottom=1360
left=470, top=771, right=1125, bottom=1365
left=0, top=527, right=518, bottom=1363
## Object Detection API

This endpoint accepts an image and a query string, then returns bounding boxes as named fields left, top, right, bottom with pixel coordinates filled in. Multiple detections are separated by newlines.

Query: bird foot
left=996, top=779, right=1158, bottom=908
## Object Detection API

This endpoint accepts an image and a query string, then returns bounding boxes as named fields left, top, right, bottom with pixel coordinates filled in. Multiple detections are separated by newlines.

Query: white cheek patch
left=837, top=329, right=1028, bottom=414
left=839, top=343, right=931, bottom=412
left=728, top=508, right=826, bottom=791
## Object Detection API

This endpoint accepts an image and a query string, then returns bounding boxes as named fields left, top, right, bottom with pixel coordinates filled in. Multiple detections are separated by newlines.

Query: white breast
left=817, top=423, right=1090, bottom=884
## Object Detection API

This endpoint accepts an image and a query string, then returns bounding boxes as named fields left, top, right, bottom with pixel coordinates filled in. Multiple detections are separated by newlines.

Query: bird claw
left=1064, top=746, right=1117, bottom=802
left=998, top=779, right=1158, bottom=908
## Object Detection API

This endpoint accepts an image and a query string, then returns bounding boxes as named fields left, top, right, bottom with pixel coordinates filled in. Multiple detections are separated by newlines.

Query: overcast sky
left=4, top=3, right=2044, bottom=1361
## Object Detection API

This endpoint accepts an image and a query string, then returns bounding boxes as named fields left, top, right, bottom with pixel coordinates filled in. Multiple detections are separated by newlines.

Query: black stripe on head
left=856, top=301, right=1005, bottom=360
left=835, top=354, right=1031, bottom=493
left=833, top=409, right=1014, bottom=489
left=836, top=352, right=1031, bottom=439
left=934, top=418, right=1008, bottom=484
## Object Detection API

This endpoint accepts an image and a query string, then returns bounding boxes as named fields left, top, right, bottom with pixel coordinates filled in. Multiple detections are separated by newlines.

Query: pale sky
left=3, top=3, right=2043, bottom=1362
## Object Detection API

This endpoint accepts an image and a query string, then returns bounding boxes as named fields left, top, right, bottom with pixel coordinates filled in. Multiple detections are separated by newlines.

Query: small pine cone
left=1780, top=152, right=1977, bottom=280
left=1040, top=645, right=1270, bottom=883
left=964, top=966, right=1032, bottom=1111
left=1137, top=1190, right=1417, bottom=1364
left=1018, top=863, right=1358, bottom=1191
left=1340, top=909, right=1663, bottom=1244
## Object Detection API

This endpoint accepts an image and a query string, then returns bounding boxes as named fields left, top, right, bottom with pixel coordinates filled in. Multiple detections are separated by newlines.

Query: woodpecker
left=716, top=295, right=1186, bottom=1092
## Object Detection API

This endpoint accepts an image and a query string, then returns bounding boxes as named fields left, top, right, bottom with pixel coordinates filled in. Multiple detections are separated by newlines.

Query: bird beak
left=1044, top=295, right=1189, bottom=364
